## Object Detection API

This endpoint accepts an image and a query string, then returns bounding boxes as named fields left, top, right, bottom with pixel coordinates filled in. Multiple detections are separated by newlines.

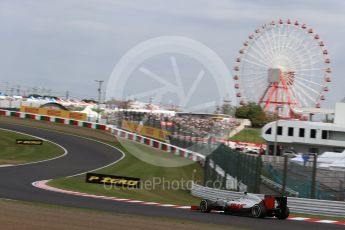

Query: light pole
left=5, top=82, right=8, bottom=95
left=16, top=85, right=21, bottom=96
left=95, top=80, right=104, bottom=123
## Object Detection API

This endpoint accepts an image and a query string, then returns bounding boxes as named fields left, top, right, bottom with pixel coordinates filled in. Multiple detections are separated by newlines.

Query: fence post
left=255, top=155, right=262, bottom=193
left=236, top=152, right=241, bottom=190
left=311, top=154, right=317, bottom=199
left=281, top=155, right=288, bottom=195
left=204, top=156, right=209, bottom=186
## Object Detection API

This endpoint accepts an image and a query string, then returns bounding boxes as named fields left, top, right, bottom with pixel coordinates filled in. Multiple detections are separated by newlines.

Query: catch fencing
left=204, top=144, right=261, bottom=193
left=262, top=155, right=345, bottom=201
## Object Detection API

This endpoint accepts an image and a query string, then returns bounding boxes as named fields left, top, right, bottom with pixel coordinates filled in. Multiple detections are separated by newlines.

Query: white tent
left=290, top=155, right=304, bottom=165
left=329, top=158, right=345, bottom=171
left=80, top=105, right=99, bottom=119
left=118, top=108, right=176, bottom=116
left=317, top=150, right=345, bottom=169
left=318, top=151, right=345, bottom=163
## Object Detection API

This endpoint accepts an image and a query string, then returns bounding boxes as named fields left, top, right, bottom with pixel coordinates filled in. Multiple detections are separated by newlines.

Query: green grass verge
left=230, top=128, right=265, bottom=144
left=49, top=138, right=204, bottom=206
left=0, top=129, right=64, bottom=165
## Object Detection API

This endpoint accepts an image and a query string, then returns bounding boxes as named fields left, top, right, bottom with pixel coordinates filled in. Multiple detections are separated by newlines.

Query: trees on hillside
left=214, top=99, right=236, bottom=116
left=235, top=102, right=275, bottom=128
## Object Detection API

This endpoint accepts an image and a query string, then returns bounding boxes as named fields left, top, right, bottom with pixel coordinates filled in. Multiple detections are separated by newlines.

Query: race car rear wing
left=264, top=195, right=287, bottom=210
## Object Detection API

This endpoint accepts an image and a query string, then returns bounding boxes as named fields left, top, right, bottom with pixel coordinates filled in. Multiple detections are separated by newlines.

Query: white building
left=262, top=103, right=345, bottom=155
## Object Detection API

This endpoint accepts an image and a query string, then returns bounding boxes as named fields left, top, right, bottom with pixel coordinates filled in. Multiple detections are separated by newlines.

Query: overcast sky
left=0, top=0, right=344, bottom=110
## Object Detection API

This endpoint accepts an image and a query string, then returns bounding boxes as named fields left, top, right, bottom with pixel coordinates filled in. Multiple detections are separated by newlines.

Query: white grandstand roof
left=293, top=107, right=335, bottom=115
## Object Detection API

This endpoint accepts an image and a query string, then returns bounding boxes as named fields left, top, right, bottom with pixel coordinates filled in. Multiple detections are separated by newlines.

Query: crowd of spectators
left=105, top=110, right=241, bottom=139
left=172, top=116, right=240, bottom=137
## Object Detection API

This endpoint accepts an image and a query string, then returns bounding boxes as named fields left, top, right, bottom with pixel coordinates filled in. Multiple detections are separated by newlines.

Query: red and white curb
left=32, top=180, right=345, bottom=226
left=287, top=216, right=345, bottom=225
left=32, top=180, right=190, bottom=209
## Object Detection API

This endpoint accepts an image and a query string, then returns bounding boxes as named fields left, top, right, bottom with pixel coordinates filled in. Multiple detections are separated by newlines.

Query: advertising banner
left=20, top=106, right=87, bottom=121
left=86, top=173, right=140, bottom=188
left=122, top=120, right=170, bottom=141
left=16, top=139, right=43, bottom=145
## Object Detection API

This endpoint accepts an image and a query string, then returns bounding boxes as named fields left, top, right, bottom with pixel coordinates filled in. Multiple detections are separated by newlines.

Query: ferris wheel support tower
left=259, top=68, right=297, bottom=117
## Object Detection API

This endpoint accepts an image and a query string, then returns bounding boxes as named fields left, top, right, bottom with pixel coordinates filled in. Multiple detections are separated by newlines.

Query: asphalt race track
left=0, top=123, right=343, bottom=230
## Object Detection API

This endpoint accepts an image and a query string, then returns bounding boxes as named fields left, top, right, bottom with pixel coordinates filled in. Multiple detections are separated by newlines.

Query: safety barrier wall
left=0, top=110, right=107, bottom=130
left=191, top=183, right=345, bottom=217
left=108, top=126, right=205, bottom=162
left=121, top=120, right=170, bottom=142
left=0, top=109, right=205, bottom=163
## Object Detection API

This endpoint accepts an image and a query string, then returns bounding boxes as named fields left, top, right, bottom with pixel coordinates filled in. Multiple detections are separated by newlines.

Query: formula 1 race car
left=198, top=192, right=290, bottom=219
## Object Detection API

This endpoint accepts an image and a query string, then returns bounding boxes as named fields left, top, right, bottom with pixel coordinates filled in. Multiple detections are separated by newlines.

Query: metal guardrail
left=260, top=175, right=299, bottom=197
left=191, top=183, right=345, bottom=217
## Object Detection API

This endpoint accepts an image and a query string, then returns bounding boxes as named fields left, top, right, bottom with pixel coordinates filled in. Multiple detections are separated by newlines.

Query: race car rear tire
left=275, top=207, right=290, bottom=220
left=251, top=203, right=266, bottom=218
left=200, top=199, right=212, bottom=213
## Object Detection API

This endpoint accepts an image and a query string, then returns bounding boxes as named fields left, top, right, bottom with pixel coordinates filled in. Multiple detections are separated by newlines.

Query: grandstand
left=0, top=91, right=244, bottom=147
left=108, top=109, right=240, bottom=138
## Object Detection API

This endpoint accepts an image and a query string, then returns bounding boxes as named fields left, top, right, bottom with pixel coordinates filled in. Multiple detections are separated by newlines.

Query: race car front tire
left=200, top=199, right=212, bottom=213
left=275, top=207, right=290, bottom=220
left=251, top=203, right=267, bottom=218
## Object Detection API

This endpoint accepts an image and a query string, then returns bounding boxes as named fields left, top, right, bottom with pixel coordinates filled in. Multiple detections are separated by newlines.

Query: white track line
left=0, top=125, right=125, bottom=176
left=65, top=138, right=125, bottom=178
left=316, top=220, right=338, bottom=224
left=0, top=128, right=68, bottom=167
left=289, top=217, right=310, bottom=221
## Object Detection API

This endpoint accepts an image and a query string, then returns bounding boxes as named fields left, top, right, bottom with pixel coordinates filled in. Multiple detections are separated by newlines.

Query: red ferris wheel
left=233, top=19, right=331, bottom=118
